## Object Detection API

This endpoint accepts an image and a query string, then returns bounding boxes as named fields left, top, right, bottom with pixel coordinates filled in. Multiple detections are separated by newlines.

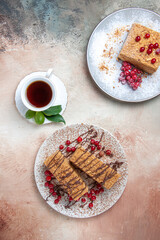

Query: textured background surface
left=0, top=0, right=160, bottom=240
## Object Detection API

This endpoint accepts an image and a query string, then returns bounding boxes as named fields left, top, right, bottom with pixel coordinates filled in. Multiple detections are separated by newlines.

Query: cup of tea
left=21, top=69, right=56, bottom=111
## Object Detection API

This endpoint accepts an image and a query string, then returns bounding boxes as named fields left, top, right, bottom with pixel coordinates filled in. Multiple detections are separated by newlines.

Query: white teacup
left=21, top=69, right=56, bottom=112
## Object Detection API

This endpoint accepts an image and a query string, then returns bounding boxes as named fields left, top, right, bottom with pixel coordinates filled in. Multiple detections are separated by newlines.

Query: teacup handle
left=46, top=68, right=53, bottom=79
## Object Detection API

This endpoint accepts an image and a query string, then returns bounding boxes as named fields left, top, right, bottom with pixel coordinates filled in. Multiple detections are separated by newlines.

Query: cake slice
left=44, top=150, right=88, bottom=200
left=118, top=23, right=160, bottom=74
left=70, top=147, right=121, bottom=189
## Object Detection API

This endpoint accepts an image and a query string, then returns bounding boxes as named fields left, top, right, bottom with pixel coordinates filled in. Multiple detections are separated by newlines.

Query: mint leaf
left=43, top=105, right=62, bottom=116
left=45, top=114, right=65, bottom=124
left=34, top=112, right=45, bottom=125
left=25, top=110, right=35, bottom=119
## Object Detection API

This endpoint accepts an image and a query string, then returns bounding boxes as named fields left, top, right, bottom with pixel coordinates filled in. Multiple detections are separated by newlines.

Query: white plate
left=34, top=123, right=128, bottom=218
left=15, top=71, right=67, bottom=124
left=87, top=8, right=160, bottom=102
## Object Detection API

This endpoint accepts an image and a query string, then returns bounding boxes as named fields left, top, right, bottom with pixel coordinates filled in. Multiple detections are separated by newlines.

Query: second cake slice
left=70, top=147, right=121, bottom=189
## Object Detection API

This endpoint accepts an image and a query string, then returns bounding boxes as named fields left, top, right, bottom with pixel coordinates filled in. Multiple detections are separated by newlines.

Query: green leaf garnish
left=34, top=112, right=45, bottom=125
left=25, top=110, right=35, bottom=119
left=43, top=105, right=62, bottom=116
left=45, top=114, right=66, bottom=124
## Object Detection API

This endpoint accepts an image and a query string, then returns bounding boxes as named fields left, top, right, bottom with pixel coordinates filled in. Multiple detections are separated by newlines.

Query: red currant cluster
left=90, top=138, right=112, bottom=156
left=135, top=33, right=159, bottom=64
left=59, top=136, right=82, bottom=153
left=119, top=61, right=143, bottom=90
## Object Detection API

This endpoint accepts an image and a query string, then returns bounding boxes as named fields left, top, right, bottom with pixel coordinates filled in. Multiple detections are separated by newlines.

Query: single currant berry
left=66, top=147, right=71, bottom=152
left=45, top=182, right=49, bottom=187
left=140, top=47, right=145, bottom=52
left=87, top=193, right=92, bottom=198
left=120, top=72, right=125, bottom=77
left=106, top=150, right=111, bottom=156
left=156, top=48, right=160, bottom=55
left=94, top=141, right=99, bottom=146
left=151, top=58, right=156, bottom=64
left=89, top=203, right=93, bottom=208
left=57, top=195, right=62, bottom=200
left=69, top=196, right=73, bottom=201
left=135, top=36, right=141, bottom=42
left=148, top=43, right=154, bottom=49
left=137, top=70, right=142, bottom=74
left=52, top=192, right=57, bottom=196
left=50, top=189, right=54, bottom=193
left=91, top=196, right=96, bottom=201
left=66, top=140, right=71, bottom=145
left=90, top=139, right=95, bottom=144
left=122, top=61, right=128, bottom=66
left=81, top=198, right=86, bottom=203
left=54, top=199, right=59, bottom=204
left=59, top=145, right=64, bottom=150
left=46, top=176, right=51, bottom=182
left=132, top=74, right=137, bottom=80
left=71, top=147, right=76, bottom=152
left=130, top=70, right=135, bottom=76
left=49, top=183, right=54, bottom=189
left=90, top=189, right=95, bottom=194
left=97, top=145, right=102, bottom=150
left=126, top=76, right=131, bottom=81
left=145, top=33, right=150, bottom=38
left=153, top=43, right=159, bottom=49
left=44, top=170, right=51, bottom=176
left=91, top=146, right=96, bottom=151
left=94, top=190, right=99, bottom=195
left=97, top=183, right=102, bottom=189
left=124, top=70, right=130, bottom=76
left=77, top=137, right=82, bottom=143
left=99, top=188, right=104, bottom=193
left=147, top=48, right=152, bottom=55
left=125, top=65, right=132, bottom=70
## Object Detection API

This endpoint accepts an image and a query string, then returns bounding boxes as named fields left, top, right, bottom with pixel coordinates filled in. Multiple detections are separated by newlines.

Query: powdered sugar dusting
left=87, top=8, right=160, bottom=102
left=34, top=123, right=128, bottom=218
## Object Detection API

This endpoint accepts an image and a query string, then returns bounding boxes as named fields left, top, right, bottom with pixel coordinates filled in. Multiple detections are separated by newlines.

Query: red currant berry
left=153, top=43, right=159, bottom=49
left=97, top=145, right=102, bottom=150
left=140, top=47, right=145, bottom=52
left=49, top=184, right=54, bottom=189
left=90, top=139, right=95, bottom=144
left=137, top=70, right=142, bottom=74
left=135, top=36, right=141, bottom=42
left=132, top=74, right=137, bottom=80
left=54, top=199, right=59, bottom=204
left=46, top=176, right=51, bottom=182
left=58, top=195, right=62, bottom=200
left=122, top=61, right=128, bottom=66
left=50, top=189, right=54, bottom=193
left=125, top=65, right=132, bottom=70
left=94, top=190, right=99, bottom=195
left=89, top=203, right=93, bottom=208
left=97, top=184, right=102, bottom=189
left=106, top=150, right=111, bottom=156
left=147, top=48, right=152, bottom=54
left=90, top=189, right=95, bottom=194
left=91, top=196, right=96, bottom=201
left=66, top=147, right=71, bottom=152
left=151, top=58, right=156, bottom=64
left=69, top=196, right=73, bottom=201
left=52, top=192, right=57, bottom=196
left=149, top=43, right=154, bottom=49
left=94, top=141, right=99, bottom=146
left=77, top=137, right=82, bottom=143
left=81, top=198, right=86, bottom=203
left=44, top=182, right=49, bottom=187
left=66, top=140, right=71, bottom=145
left=87, top=193, right=92, bottom=198
left=91, top=146, right=95, bottom=151
left=145, top=33, right=150, bottom=38
left=71, top=147, right=76, bottom=152
left=44, top=170, right=51, bottom=176
left=59, top=145, right=64, bottom=150
left=99, top=188, right=104, bottom=193
left=124, top=70, right=130, bottom=76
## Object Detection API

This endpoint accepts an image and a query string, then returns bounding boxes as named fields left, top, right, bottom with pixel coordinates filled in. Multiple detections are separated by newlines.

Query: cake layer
left=118, top=23, right=160, bottom=74
left=44, top=151, right=88, bottom=200
left=70, top=147, right=121, bottom=189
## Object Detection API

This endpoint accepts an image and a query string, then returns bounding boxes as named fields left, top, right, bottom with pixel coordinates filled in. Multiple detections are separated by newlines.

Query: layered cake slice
left=70, top=147, right=121, bottom=189
left=118, top=23, right=160, bottom=73
left=44, top=150, right=88, bottom=200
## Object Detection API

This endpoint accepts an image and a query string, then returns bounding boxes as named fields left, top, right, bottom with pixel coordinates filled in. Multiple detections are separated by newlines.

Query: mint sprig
left=25, top=105, right=65, bottom=125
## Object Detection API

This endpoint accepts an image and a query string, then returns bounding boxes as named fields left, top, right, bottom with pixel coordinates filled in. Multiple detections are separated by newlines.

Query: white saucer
left=15, top=72, right=67, bottom=124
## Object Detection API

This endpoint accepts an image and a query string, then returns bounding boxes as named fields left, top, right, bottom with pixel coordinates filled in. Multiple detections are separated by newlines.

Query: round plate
left=34, top=123, right=128, bottom=218
left=15, top=71, right=67, bottom=124
left=87, top=8, right=160, bottom=102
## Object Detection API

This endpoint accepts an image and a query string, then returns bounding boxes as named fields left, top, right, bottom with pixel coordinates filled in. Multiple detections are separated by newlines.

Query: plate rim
left=34, top=123, right=128, bottom=218
left=87, top=7, right=160, bottom=103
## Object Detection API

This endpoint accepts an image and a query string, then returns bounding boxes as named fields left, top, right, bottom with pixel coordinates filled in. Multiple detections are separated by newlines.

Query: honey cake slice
left=44, top=150, right=88, bottom=200
left=118, top=23, right=160, bottom=74
left=70, top=147, right=121, bottom=189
